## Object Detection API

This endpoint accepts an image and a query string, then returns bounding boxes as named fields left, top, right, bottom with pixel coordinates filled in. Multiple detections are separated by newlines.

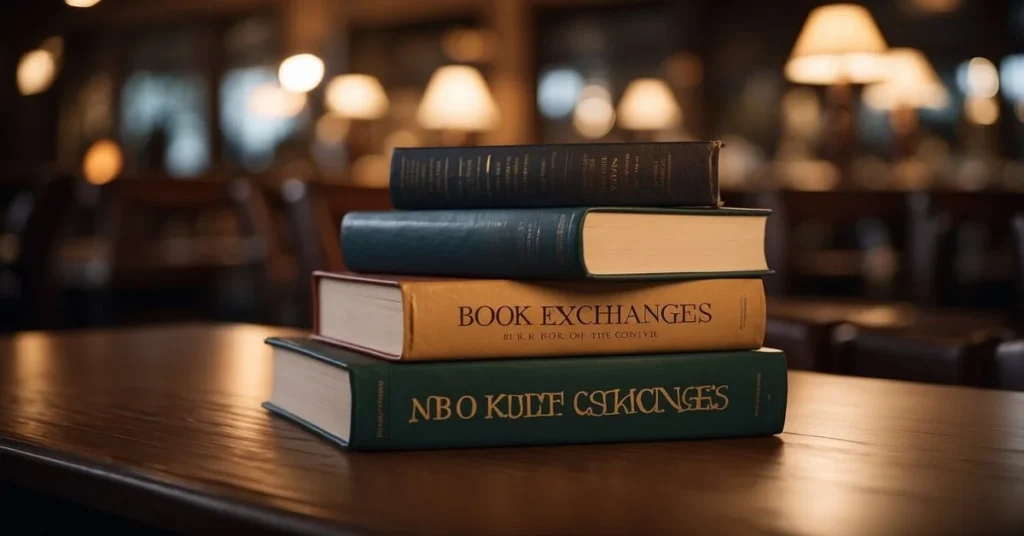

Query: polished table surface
left=2, top=324, right=1023, bottom=535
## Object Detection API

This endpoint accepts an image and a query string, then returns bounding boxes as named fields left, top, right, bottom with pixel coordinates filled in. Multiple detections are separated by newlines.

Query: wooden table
left=2, top=324, right=1023, bottom=535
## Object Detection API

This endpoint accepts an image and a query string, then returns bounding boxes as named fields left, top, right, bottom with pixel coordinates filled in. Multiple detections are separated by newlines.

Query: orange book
left=312, top=272, right=765, bottom=361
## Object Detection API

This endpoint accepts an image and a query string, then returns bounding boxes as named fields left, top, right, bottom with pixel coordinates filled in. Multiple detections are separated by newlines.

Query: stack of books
left=264, top=141, right=787, bottom=450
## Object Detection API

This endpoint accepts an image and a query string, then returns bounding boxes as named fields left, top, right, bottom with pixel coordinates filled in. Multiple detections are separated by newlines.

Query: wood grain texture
left=2, top=324, right=1024, bottom=535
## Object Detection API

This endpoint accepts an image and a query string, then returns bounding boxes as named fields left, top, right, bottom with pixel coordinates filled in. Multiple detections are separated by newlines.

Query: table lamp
left=325, top=74, right=390, bottom=166
left=416, top=65, right=499, bottom=146
left=616, top=78, right=682, bottom=141
left=325, top=74, right=389, bottom=120
left=862, top=48, right=948, bottom=158
left=785, top=3, right=889, bottom=173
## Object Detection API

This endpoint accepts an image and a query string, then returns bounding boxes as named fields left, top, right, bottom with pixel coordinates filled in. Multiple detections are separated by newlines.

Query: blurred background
left=2, top=0, right=1024, bottom=386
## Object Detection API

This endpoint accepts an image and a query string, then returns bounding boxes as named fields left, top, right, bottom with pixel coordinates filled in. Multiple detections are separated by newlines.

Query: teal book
left=389, top=141, right=721, bottom=209
left=341, top=207, right=771, bottom=280
left=263, top=337, right=788, bottom=451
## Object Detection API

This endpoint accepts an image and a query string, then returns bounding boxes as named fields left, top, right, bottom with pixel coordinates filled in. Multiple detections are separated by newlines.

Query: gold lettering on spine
left=551, top=392, right=565, bottom=416
left=754, top=373, right=761, bottom=417
left=485, top=394, right=507, bottom=419
left=409, top=397, right=429, bottom=423
left=406, top=385, right=731, bottom=423
left=715, top=385, right=729, bottom=410
left=456, top=395, right=478, bottom=419
left=433, top=396, right=452, bottom=420
left=573, top=390, right=592, bottom=416
left=636, top=388, right=661, bottom=414
left=376, top=380, right=386, bottom=438
left=507, top=394, right=525, bottom=419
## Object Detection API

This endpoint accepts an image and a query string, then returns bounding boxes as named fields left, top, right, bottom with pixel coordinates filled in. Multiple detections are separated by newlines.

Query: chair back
left=1012, top=213, right=1024, bottom=323
left=0, top=169, right=73, bottom=330
left=102, top=176, right=283, bottom=323
left=908, top=191, right=1024, bottom=310
left=761, top=189, right=909, bottom=298
left=832, top=325, right=996, bottom=387
left=280, top=180, right=392, bottom=326
left=994, top=339, right=1024, bottom=391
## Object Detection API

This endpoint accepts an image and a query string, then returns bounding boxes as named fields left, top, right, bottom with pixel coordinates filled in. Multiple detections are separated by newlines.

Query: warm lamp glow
left=17, top=49, right=57, bottom=96
left=785, top=4, right=889, bottom=84
left=82, top=139, right=123, bottom=185
left=65, top=0, right=102, bottom=7
left=863, top=48, right=948, bottom=110
left=384, top=129, right=421, bottom=153
left=964, top=96, right=999, bottom=125
left=325, top=74, right=389, bottom=120
left=962, top=57, right=999, bottom=98
left=351, top=154, right=390, bottom=188
left=248, top=84, right=306, bottom=118
left=616, top=78, right=681, bottom=131
left=278, top=53, right=324, bottom=93
left=417, top=65, right=498, bottom=131
left=910, top=0, right=960, bottom=12
left=315, top=114, right=350, bottom=144
left=41, top=37, right=64, bottom=59
left=442, top=28, right=494, bottom=63
left=573, top=97, right=615, bottom=139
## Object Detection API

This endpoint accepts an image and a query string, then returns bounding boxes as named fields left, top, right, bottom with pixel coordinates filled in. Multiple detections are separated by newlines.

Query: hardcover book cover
left=264, top=337, right=788, bottom=450
left=313, top=272, right=767, bottom=361
left=341, top=206, right=772, bottom=280
left=389, top=141, right=722, bottom=209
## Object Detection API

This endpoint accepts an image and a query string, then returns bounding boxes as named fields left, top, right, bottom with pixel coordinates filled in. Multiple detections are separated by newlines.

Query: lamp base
left=439, top=130, right=477, bottom=147
left=890, top=105, right=919, bottom=160
left=822, top=82, right=858, bottom=184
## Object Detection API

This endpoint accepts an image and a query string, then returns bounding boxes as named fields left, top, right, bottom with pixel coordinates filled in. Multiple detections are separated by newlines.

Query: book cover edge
left=263, top=401, right=353, bottom=450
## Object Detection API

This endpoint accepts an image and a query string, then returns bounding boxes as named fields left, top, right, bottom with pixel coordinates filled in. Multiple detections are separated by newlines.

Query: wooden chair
left=1012, top=213, right=1024, bottom=323
left=993, top=339, right=1024, bottom=391
left=760, top=189, right=909, bottom=299
left=830, top=308, right=1011, bottom=387
left=280, top=179, right=391, bottom=326
left=0, top=168, right=73, bottom=331
left=766, top=298, right=923, bottom=373
left=908, top=191, right=1024, bottom=311
left=93, top=176, right=285, bottom=325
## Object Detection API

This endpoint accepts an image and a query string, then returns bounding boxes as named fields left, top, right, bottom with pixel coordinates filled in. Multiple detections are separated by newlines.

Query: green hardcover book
left=263, top=337, right=788, bottom=450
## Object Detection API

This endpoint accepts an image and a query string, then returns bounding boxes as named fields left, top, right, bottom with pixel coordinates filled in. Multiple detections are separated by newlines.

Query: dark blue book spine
left=341, top=208, right=587, bottom=278
left=389, top=142, right=720, bottom=209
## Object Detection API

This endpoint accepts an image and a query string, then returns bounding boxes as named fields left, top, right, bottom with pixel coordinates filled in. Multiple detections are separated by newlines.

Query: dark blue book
left=389, top=141, right=721, bottom=209
left=341, top=207, right=771, bottom=280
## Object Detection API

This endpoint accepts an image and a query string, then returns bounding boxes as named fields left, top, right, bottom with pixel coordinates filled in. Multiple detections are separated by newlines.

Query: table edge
left=0, top=437, right=362, bottom=536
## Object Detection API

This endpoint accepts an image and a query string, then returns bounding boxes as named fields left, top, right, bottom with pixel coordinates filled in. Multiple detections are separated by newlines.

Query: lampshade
left=863, top=48, right=948, bottom=110
left=326, top=74, right=389, bottom=120
left=616, top=78, right=681, bottom=131
left=416, top=66, right=498, bottom=131
left=785, top=4, right=889, bottom=84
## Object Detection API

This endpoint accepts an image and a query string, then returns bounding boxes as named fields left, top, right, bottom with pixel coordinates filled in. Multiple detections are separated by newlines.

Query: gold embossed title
left=408, top=385, right=728, bottom=423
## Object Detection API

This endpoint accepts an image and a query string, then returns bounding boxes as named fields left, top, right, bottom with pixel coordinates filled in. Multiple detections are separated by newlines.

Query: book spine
left=348, top=350, right=787, bottom=450
left=404, top=278, right=765, bottom=360
left=348, top=362, right=390, bottom=450
left=341, top=208, right=588, bottom=279
left=389, top=142, right=720, bottom=209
